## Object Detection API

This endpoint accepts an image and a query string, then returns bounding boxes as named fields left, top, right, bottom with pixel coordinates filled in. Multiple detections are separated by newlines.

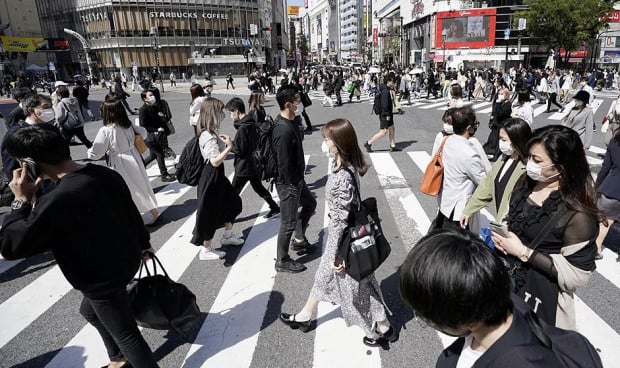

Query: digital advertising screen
left=436, top=8, right=496, bottom=49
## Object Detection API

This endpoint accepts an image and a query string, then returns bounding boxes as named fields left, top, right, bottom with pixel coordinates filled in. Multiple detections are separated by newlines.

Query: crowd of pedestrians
left=0, top=61, right=618, bottom=368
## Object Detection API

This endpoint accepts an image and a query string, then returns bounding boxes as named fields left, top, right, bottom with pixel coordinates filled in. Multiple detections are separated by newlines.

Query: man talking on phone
left=0, top=124, right=159, bottom=368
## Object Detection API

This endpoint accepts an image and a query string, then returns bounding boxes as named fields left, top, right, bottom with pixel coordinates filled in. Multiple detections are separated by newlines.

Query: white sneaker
left=198, top=247, right=226, bottom=260
left=221, top=233, right=244, bottom=246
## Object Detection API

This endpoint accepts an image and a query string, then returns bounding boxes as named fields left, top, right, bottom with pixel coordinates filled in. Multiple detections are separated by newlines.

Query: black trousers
left=232, top=175, right=278, bottom=210
left=547, top=92, right=563, bottom=111
left=275, top=180, right=316, bottom=262
left=335, top=87, right=342, bottom=105
left=144, top=132, right=168, bottom=176
left=227, top=80, right=235, bottom=89
left=62, top=125, right=93, bottom=148
left=80, top=288, right=159, bottom=367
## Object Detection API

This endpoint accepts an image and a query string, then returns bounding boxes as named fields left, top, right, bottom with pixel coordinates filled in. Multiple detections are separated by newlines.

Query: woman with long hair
left=279, top=119, right=396, bottom=347
left=492, top=125, right=601, bottom=329
left=191, top=98, right=244, bottom=261
left=88, top=97, right=161, bottom=225
left=189, top=84, right=206, bottom=136
left=248, top=91, right=267, bottom=123
left=461, top=118, right=532, bottom=230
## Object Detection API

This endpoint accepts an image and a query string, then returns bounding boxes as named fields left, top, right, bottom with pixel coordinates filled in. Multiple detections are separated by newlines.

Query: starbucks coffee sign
left=149, top=11, right=229, bottom=19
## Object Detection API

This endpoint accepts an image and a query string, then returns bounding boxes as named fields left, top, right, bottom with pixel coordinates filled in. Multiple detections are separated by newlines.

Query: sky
left=287, top=0, right=304, bottom=5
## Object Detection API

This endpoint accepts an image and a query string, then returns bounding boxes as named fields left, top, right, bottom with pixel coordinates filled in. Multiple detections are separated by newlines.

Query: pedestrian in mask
left=562, top=90, right=594, bottom=149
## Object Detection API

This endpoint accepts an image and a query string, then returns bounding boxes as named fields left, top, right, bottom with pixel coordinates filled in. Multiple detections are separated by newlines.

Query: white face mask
left=294, top=103, right=303, bottom=116
left=38, top=108, right=56, bottom=123
left=526, top=160, right=559, bottom=182
left=499, top=140, right=513, bottom=156
left=321, top=140, right=330, bottom=155
left=146, top=96, right=156, bottom=104
left=443, top=123, right=454, bottom=134
left=574, top=100, right=584, bottom=108
left=497, top=95, right=505, bottom=102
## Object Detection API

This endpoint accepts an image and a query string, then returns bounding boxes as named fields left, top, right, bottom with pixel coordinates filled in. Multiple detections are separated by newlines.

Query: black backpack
left=252, top=115, right=278, bottom=182
left=175, top=136, right=204, bottom=186
left=371, top=92, right=382, bottom=115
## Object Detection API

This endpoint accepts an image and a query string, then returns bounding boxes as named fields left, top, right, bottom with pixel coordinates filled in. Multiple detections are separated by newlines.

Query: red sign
left=372, top=28, right=378, bottom=47
left=436, top=8, right=496, bottom=49
left=559, top=49, right=588, bottom=58
left=603, top=10, right=620, bottom=23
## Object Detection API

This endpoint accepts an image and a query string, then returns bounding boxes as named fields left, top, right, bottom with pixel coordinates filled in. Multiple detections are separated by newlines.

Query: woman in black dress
left=191, top=98, right=244, bottom=261
left=492, top=125, right=601, bottom=330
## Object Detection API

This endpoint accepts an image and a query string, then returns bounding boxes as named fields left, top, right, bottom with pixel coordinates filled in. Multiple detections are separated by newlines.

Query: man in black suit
left=6, top=88, right=33, bottom=129
left=334, top=71, right=344, bottom=106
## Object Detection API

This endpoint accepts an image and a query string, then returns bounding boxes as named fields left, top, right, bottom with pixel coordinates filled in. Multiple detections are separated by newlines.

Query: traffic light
left=263, top=26, right=272, bottom=31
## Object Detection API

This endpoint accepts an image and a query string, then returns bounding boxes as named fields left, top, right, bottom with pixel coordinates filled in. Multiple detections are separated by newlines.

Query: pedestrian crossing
left=1, top=150, right=619, bottom=367
left=305, top=89, right=614, bottom=122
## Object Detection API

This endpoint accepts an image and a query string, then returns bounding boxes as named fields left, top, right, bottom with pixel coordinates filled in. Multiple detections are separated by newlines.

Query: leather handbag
left=420, top=137, right=448, bottom=196
left=337, top=168, right=391, bottom=281
left=133, top=129, right=148, bottom=154
left=127, top=254, right=201, bottom=332
left=165, top=120, right=176, bottom=135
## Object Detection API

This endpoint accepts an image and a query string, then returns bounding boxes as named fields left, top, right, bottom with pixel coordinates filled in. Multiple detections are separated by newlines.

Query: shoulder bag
left=127, top=253, right=201, bottom=333
left=133, top=128, right=148, bottom=154
left=337, top=168, right=391, bottom=281
left=420, top=137, right=448, bottom=196
left=61, top=102, right=82, bottom=129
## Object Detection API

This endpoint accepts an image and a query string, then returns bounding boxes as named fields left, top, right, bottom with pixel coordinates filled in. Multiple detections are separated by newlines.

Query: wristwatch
left=11, top=199, right=30, bottom=210
left=519, top=246, right=533, bottom=262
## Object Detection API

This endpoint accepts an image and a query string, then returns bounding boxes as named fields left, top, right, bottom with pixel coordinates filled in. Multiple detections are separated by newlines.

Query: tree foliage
left=515, top=0, right=614, bottom=65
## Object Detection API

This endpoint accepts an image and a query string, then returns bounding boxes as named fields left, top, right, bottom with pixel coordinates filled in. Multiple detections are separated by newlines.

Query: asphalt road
left=0, top=82, right=619, bottom=368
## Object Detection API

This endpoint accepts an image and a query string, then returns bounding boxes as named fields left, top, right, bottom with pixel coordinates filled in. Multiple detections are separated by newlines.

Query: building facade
left=34, top=0, right=287, bottom=81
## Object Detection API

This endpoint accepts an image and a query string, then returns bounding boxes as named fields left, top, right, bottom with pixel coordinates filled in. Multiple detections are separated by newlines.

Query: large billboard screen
left=436, top=8, right=496, bottom=49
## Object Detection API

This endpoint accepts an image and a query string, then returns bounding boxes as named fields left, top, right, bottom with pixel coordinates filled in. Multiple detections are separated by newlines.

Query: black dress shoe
left=362, top=326, right=399, bottom=347
left=364, top=141, right=372, bottom=152
left=390, top=146, right=401, bottom=152
left=275, top=259, right=307, bottom=273
left=291, top=237, right=311, bottom=250
left=279, top=313, right=315, bottom=332
left=161, top=173, right=176, bottom=182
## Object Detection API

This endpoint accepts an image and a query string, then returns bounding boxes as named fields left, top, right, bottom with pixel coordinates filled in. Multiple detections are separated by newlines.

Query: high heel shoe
left=279, top=313, right=315, bottom=333
left=362, top=326, right=399, bottom=347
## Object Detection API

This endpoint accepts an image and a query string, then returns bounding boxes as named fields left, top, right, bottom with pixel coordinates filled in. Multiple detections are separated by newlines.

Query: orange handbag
left=420, top=137, right=448, bottom=196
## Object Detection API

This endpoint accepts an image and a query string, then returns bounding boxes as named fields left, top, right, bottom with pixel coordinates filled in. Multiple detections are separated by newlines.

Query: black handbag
left=300, top=92, right=313, bottom=107
left=337, top=168, right=391, bottom=281
left=127, top=254, right=201, bottom=332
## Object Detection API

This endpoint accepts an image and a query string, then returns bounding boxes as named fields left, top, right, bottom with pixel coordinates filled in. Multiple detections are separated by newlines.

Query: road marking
left=586, top=156, right=603, bottom=166
left=369, top=153, right=431, bottom=248
left=407, top=151, right=432, bottom=173
left=549, top=101, right=574, bottom=120
left=533, top=103, right=549, bottom=117
left=589, top=145, right=606, bottom=155
left=0, top=178, right=191, bottom=349
left=313, top=157, right=382, bottom=367
left=45, top=212, right=201, bottom=368
left=180, top=155, right=308, bottom=367
left=575, top=294, right=620, bottom=366
left=419, top=100, right=449, bottom=110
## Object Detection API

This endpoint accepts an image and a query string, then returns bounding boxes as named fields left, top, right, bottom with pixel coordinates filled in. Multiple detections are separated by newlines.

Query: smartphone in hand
left=18, top=158, right=40, bottom=183
left=489, top=221, right=509, bottom=238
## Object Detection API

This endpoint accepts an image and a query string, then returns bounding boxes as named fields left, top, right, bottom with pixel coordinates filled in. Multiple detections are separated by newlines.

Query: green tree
left=515, top=0, right=613, bottom=66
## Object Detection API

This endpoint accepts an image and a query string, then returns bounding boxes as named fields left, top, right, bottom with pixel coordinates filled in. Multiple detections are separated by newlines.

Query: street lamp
left=63, top=28, right=94, bottom=81
left=149, top=27, right=165, bottom=93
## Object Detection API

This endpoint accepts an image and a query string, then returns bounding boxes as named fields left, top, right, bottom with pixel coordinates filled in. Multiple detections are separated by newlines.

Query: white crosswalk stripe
left=1, top=149, right=619, bottom=367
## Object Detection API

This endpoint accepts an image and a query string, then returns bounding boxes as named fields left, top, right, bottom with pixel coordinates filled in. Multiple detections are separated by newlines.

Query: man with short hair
left=1, top=94, right=55, bottom=182
left=6, top=87, right=33, bottom=129
left=271, top=85, right=317, bottom=273
left=364, top=74, right=400, bottom=152
left=399, top=229, right=565, bottom=367
left=225, top=97, right=280, bottom=218
left=0, top=124, right=158, bottom=368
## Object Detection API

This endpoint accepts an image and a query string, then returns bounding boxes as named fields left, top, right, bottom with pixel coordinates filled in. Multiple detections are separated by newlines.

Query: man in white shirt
left=436, top=106, right=487, bottom=230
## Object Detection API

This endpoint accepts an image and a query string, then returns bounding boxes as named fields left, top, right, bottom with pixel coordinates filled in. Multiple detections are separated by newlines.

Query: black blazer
left=596, top=137, right=620, bottom=200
